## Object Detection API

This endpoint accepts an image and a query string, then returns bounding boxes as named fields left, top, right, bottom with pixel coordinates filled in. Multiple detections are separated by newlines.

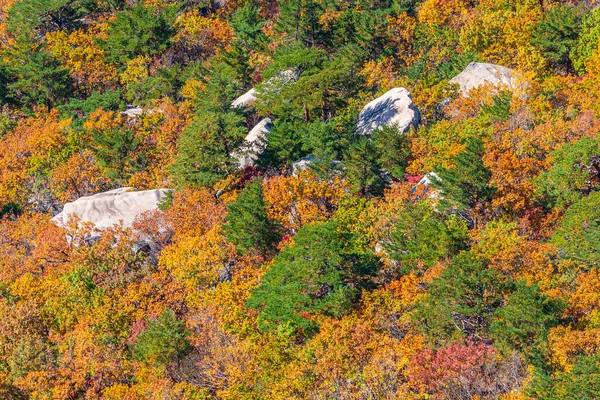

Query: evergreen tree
left=551, top=191, right=600, bottom=266
left=224, top=178, right=281, bottom=258
left=225, top=1, right=267, bottom=86
left=431, top=139, right=495, bottom=216
left=276, top=0, right=325, bottom=47
left=532, top=5, right=581, bottom=74
left=491, top=281, right=565, bottom=368
left=416, top=252, right=512, bottom=342
left=6, top=40, right=73, bottom=109
left=535, top=135, right=600, bottom=210
left=247, top=221, right=378, bottom=338
left=385, top=201, right=468, bottom=275
left=344, top=137, right=387, bottom=197
left=529, top=353, right=600, bottom=399
left=90, top=126, right=143, bottom=183
left=100, top=3, right=176, bottom=65
left=132, top=309, right=190, bottom=367
left=171, top=66, right=246, bottom=187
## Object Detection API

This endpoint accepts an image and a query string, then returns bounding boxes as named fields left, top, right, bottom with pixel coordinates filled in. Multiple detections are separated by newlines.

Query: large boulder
left=236, top=118, right=273, bottom=168
left=449, top=62, right=523, bottom=96
left=356, top=88, right=420, bottom=136
left=52, top=188, right=173, bottom=231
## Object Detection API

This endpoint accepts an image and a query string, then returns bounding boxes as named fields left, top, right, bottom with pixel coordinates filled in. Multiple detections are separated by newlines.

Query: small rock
left=122, top=105, right=144, bottom=118
left=231, top=69, right=300, bottom=109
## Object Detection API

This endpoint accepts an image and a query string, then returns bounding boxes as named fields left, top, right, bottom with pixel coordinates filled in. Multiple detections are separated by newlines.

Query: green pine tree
left=171, top=65, right=247, bottom=187
left=246, top=220, right=378, bottom=339
left=132, top=309, right=190, bottom=367
left=224, top=177, right=281, bottom=258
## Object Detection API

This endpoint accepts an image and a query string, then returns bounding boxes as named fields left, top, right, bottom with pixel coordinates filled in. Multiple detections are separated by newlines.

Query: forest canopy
left=0, top=0, right=600, bottom=399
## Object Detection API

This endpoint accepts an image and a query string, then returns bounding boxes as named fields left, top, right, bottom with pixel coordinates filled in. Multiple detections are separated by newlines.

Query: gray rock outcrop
left=449, top=62, right=523, bottom=96
left=236, top=118, right=273, bottom=168
left=52, top=188, right=173, bottom=232
left=356, top=88, right=420, bottom=136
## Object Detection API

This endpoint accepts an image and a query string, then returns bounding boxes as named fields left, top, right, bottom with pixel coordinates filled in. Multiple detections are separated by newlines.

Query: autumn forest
left=0, top=0, right=599, bottom=398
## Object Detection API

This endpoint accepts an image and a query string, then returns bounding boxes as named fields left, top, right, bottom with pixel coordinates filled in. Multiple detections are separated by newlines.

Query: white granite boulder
left=232, top=88, right=258, bottom=109
left=292, top=156, right=316, bottom=175
left=231, top=69, right=300, bottom=109
left=449, top=62, right=524, bottom=96
left=236, top=118, right=273, bottom=168
left=356, top=88, right=420, bottom=136
left=52, top=188, right=173, bottom=232
left=122, top=105, right=144, bottom=118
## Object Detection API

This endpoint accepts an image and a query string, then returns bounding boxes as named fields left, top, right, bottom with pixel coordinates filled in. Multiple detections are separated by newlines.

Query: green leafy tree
left=7, top=0, right=109, bottom=40
left=100, top=3, right=177, bottom=65
left=225, top=1, right=267, bottom=87
left=276, top=0, right=325, bottom=47
left=344, top=137, right=387, bottom=197
left=571, top=7, right=600, bottom=75
left=535, top=135, right=600, bottom=210
left=247, top=221, right=378, bottom=338
left=224, top=178, right=281, bottom=257
left=431, top=139, right=496, bottom=223
left=133, top=309, right=190, bottom=367
left=6, top=40, right=73, bottom=109
left=529, top=353, right=600, bottom=399
left=90, top=126, right=143, bottom=183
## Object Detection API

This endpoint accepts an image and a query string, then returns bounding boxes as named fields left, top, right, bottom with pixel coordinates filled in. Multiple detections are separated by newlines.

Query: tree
left=344, top=137, right=387, bottom=197
left=431, top=138, right=496, bottom=227
left=416, top=252, right=511, bottom=342
left=133, top=309, right=190, bottom=367
left=224, top=2, right=267, bottom=86
left=171, top=66, right=246, bottom=187
left=551, top=191, right=600, bottom=266
left=535, top=135, right=600, bottom=211
left=6, top=40, right=73, bottom=109
left=409, top=339, right=523, bottom=399
left=100, top=3, right=176, bottom=66
left=247, top=221, right=378, bottom=338
left=529, top=353, right=600, bottom=399
left=224, top=178, right=281, bottom=258
left=571, top=7, right=600, bottom=75
left=491, top=281, right=565, bottom=368
left=532, top=5, right=581, bottom=74
left=276, top=0, right=324, bottom=47
left=84, top=110, right=143, bottom=183
left=384, top=200, right=467, bottom=275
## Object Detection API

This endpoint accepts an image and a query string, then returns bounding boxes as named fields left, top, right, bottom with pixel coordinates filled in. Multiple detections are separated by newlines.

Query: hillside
left=0, top=0, right=599, bottom=398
